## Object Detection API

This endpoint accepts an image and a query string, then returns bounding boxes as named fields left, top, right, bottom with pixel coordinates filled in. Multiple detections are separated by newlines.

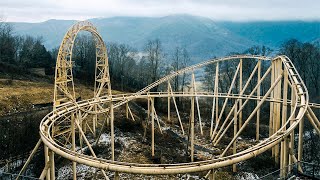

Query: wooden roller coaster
left=15, top=21, right=320, bottom=179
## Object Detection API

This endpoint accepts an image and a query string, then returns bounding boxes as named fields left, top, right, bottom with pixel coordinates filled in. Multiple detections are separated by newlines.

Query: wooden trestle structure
left=16, top=21, right=320, bottom=179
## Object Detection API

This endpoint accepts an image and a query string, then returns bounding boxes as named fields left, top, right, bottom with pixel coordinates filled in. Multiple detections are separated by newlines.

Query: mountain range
left=9, top=14, right=320, bottom=62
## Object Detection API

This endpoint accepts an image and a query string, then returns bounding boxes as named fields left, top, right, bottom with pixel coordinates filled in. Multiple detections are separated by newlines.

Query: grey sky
left=1, top=0, right=319, bottom=22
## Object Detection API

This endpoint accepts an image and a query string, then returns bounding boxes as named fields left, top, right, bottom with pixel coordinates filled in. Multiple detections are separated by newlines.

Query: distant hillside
left=218, top=21, right=320, bottom=48
left=9, top=15, right=320, bottom=62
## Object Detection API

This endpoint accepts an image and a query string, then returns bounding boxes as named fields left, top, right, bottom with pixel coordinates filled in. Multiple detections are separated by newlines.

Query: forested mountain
left=9, top=14, right=319, bottom=62
left=218, top=21, right=320, bottom=48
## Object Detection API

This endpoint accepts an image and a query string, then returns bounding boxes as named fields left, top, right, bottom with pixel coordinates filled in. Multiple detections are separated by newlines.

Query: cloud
left=0, top=0, right=319, bottom=22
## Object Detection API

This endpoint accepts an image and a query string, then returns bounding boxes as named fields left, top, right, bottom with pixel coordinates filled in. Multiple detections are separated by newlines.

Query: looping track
left=17, top=21, right=320, bottom=179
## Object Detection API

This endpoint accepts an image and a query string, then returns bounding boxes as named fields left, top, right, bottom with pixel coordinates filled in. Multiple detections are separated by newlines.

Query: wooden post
left=168, top=82, right=185, bottom=134
left=289, top=86, right=295, bottom=171
left=168, top=81, right=171, bottom=123
left=16, top=139, right=42, bottom=180
left=190, top=91, right=195, bottom=162
left=239, top=58, right=243, bottom=128
left=115, top=172, right=120, bottom=180
left=210, top=62, right=219, bottom=136
left=256, top=60, right=261, bottom=141
left=44, top=146, right=50, bottom=180
left=298, top=118, right=304, bottom=162
left=93, top=105, right=97, bottom=137
left=280, top=68, right=288, bottom=178
left=209, top=169, right=215, bottom=180
left=126, top=102, right=129, bottom=119
left=215, top=63, right=219, bottom=137
left=110, top=102, right=115, bottom=161
left=192, top=72, right=203, bottom=135
left=233, top=102, right=237, bottom=172
left=72, top=113, right=77, bottom=180
left=275, top=59, right=282, bottom=165
left=212, top=63, right=240, bottom=140
left=49, top=150, right=55, bottom=180
left=151, top=97, right=155, bottom=157
left=270, top=60, right=275, bottom=157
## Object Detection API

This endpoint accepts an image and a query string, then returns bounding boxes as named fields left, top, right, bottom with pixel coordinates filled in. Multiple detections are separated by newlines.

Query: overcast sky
left=1, top=0, right=319, bottom=22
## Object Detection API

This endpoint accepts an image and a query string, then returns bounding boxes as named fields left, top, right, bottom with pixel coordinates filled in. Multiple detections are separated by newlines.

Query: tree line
left=1, top=19, right=319, bottom=100
left=0, top=20, right=54, bottom=76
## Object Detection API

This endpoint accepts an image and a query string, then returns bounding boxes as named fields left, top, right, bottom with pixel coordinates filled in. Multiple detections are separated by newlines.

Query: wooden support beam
left=270, top=60, right=275, bottom=158
left=233, top=102, right=237, bottom=172
left=39, top=162, right=50, bottom=180
left=127, top=105, right=136, bottom=122
left=93, top=105, right=97, bottom=137
left=75, top=113, right=109, bottom=179
left=16, top=139, right=42, bottom=180
left=274, top=59, right=282, bottom=165
left=192, top=72, right=203, bottom=135
left=49, top=150, right=55, bottom=180
left=190, top=89, right=195, bottom=162
left=214, top=63, right=219, bottom=137
left=210, top=63, right=219, bottom=136
left=168, top=81, right=171, bottom=123
left=44, top=145, right=50, bottom=180
left=110, top=102, right=115, bottom=161
left=256, top=60, right=261, bottom=141
left=280, top=68, right=288, bottom=178
left=72, top=113, right=77, bottom=180
left=150, top=98, right=163, bottom=134
left=213, top=65, right=270, bottom=145
left=306, top=113, right=320, bottom=135
left=126, top=102, right=129, bottom=119
left=151, top=97, right=155, bottom=157
left=239, top=58, right=243, bottom=128
left=221, top=73, right=283, bottom=157
left=168, top=82, right=185, bottom=135
left=212, top=63, right=241, bottom=139
left=287, top=88, right=295, bottom=172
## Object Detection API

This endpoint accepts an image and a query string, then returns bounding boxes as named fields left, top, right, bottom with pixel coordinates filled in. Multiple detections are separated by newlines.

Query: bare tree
left=145, top=39, right=163, bottom=90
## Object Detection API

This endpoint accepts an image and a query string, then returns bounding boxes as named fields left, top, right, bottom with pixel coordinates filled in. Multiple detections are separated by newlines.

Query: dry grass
left=0, top=79, right=124, bottom=116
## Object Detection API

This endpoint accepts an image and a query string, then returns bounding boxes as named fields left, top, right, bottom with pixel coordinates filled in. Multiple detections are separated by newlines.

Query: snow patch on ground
left=57, top=164, right=97, bottom=180
left=236, top=172, right=259, bottom=180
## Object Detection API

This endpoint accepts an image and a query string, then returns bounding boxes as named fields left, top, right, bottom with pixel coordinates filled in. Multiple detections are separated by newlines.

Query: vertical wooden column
left=209, top=169, right=215, bottom=180
left=49, top=152, right=55, bottom=179
left=274, top=58, right=282, bottom=165
left=190, top=73, right=195, bottom=162
left=110, top=102, right=115, bottom=161
left=210, top=63, right=219, bottom=136
left=239, top=59, right=243, bottom=128
left=44, top=146, right=50, bottom=180
left=192, top=72, right=203, bottom=135
left=190, top=93, right=195, bottom=162
left=50, top=120, right=55, bottom=180
left=79, top=111, right=83, bottom=153
left=147, top=92, right=150, bottom=121
left=115, top=172, right=120, bottom=180
left=151, top=97, right=155, bottom=157
left=289, top=87, right=295, bottom=171
left=270, top=60, right=275, bottom=157
left=126, top=102, right=129, bottom=119
left=233, top=102, right=237, bottom=172
left=298, top=117, right=304, bottom=162
left=168, top=81, right=171, bottom=123
left=93, top=105, right=97, bottom=137
left=71, top=113, right=77, bottom=180
left=256, top=60, right=261, bottom=141
left=280, top=68, right=288, bottom=178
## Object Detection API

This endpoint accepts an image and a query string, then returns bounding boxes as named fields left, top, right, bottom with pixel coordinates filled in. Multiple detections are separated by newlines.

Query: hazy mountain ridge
left=218, top=21, right=320, bottom=47
left=9, top=15, right=320, bottom=62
